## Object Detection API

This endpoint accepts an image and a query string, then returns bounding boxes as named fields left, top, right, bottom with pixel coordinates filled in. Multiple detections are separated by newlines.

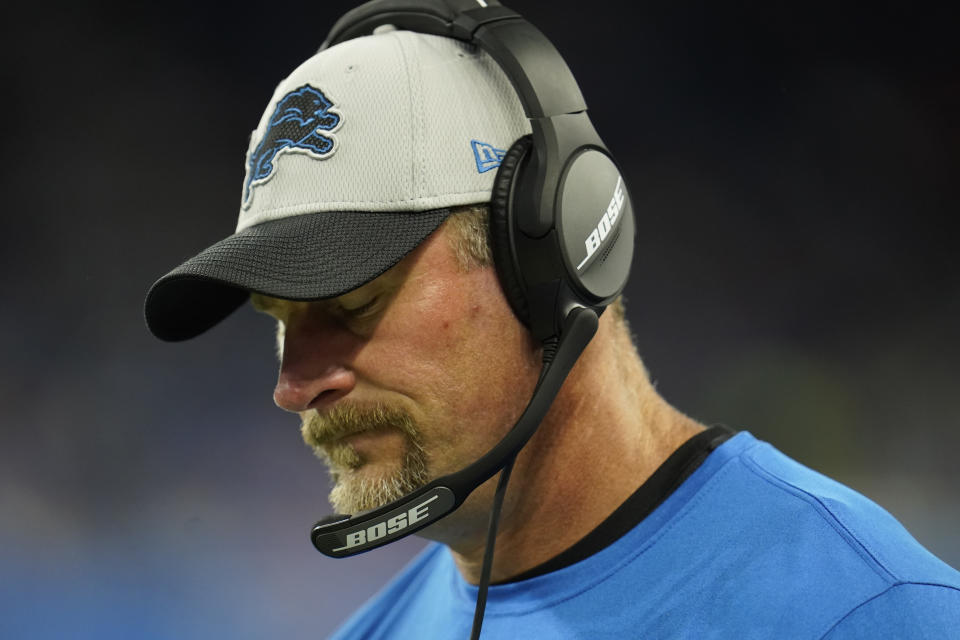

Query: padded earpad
left=490, top=135, right=534, bottom=327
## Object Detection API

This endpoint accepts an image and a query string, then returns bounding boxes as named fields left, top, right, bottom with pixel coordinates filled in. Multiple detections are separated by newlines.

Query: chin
left=328, top=461, right=428, bottom=515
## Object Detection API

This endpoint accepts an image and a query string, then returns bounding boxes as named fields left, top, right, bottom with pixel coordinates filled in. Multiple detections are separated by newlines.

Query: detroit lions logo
left=243, top=85, right=342, bottom=207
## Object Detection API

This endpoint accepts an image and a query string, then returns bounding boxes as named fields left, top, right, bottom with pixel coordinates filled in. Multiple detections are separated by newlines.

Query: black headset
left=321, top=0, right=635, bottom=345
left=310, top=0, right=634, bottom=585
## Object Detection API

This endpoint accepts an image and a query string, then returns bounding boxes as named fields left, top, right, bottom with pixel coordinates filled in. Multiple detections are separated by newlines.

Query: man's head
left=144, top=16, right=636, bottom=553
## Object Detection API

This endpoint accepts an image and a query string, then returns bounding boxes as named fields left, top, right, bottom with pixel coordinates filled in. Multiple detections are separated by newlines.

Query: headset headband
left=321, top=0, right=604, bottom=239
left=322, top=0, right=585, bottom=117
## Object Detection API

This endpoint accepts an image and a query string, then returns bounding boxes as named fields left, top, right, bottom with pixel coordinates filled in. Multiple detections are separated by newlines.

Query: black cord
left=468, top=330, right=569, bottom=638
left=469, top=453, right=518, bottom=640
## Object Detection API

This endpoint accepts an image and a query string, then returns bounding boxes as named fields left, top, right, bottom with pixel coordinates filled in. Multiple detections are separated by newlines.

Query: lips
left=314, top=422, right=378, bottom=447
left=300, top=403, right=422, bottom=457
left=301, top=411, right=372, bottom=449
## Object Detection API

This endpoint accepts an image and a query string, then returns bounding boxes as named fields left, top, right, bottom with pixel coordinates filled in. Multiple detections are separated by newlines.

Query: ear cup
left=489, top=135, right=534, bottom=327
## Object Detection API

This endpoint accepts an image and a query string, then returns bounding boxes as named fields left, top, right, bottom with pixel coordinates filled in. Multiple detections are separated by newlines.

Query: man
left=145, top=5, right=960, bottom=639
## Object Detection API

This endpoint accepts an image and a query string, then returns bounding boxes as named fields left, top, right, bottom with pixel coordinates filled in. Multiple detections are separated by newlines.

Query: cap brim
left=145, top=208, right=452, bottom=342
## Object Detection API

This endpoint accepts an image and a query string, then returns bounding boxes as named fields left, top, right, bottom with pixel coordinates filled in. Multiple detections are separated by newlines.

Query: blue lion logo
left=243, top=85, right=342, bottom=206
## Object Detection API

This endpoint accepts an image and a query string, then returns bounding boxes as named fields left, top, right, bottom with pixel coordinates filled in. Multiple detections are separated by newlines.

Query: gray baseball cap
left=145, top=30, right=529, bottom=341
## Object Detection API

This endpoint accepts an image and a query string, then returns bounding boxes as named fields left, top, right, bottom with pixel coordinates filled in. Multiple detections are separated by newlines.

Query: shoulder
left=729, top=433, right=959, bottom=588
left=821, top=583, right=960, bottom=639
left=705, top=433, right=960, bottom=636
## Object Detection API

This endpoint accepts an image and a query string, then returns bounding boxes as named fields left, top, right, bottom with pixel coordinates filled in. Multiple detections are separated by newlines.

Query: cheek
left=359, top=266, right=538, bottom=430
left=408, top=271, right=510, bottom=360
left=402, top=265, right=493, bottom=335
left=422, top=275, right=536, bottom=407
left=358, top=278, right=470, bottom=392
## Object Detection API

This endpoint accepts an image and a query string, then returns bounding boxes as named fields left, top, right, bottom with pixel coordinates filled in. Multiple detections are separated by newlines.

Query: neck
left=435, top=315, right=705, bottom=584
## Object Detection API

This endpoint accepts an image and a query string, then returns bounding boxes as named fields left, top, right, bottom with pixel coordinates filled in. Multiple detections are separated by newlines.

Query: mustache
left=301, top=403, right=420, bottom=449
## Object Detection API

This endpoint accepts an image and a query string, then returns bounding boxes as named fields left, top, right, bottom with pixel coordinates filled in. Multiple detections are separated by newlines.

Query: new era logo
left=471, top=140, right=506, bottom=173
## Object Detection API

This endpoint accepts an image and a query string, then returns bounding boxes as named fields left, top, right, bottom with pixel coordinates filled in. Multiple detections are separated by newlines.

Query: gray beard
left=300, top=403, right=429, bottom=514
left=322, top=441, right=428, bottom=514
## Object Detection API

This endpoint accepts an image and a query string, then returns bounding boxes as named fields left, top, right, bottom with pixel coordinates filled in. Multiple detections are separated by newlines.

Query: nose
left=273, top=314, right=358, bottom=413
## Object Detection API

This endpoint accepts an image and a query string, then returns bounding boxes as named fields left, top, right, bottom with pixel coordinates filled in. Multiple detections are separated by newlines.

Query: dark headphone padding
left=489, top=135, right=533, bottom=326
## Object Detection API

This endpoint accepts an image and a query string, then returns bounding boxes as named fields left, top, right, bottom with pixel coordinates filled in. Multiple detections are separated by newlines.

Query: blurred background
left=1, top=0, right=957, bottom=637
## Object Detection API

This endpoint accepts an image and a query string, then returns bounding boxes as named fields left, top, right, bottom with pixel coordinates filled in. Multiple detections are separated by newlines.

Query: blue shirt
left=330, top=432, right=960, bottom=639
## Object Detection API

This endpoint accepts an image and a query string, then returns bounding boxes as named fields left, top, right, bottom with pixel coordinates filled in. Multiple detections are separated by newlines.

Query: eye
left=341, top=295, right=381, bottom=318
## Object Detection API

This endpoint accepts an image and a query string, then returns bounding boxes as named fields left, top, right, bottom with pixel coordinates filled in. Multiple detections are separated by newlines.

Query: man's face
left=252, top=224, right=541, bottom=516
